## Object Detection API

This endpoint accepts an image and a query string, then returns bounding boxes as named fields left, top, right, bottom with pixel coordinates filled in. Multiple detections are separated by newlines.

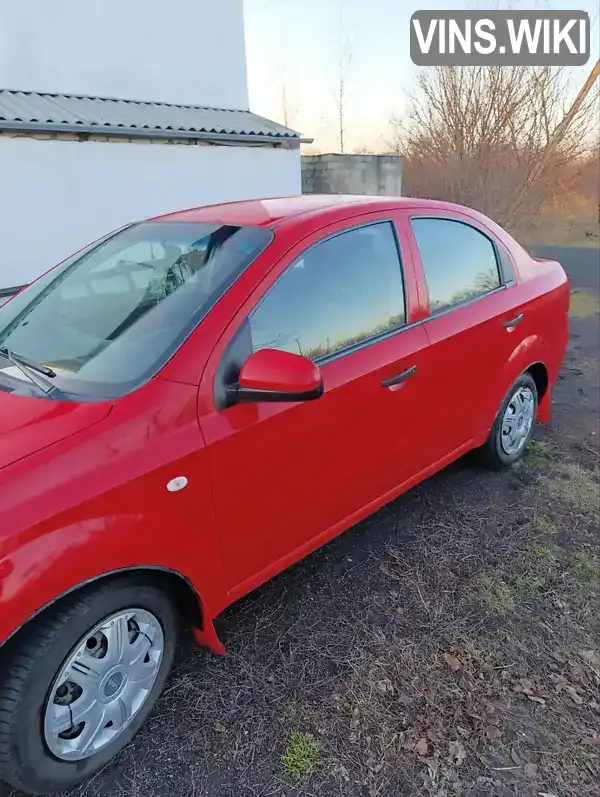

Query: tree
left=333, top=1, right=352, bottom=153
left=391, top=63, right=599, bottom=230
left=280, top=82, right=297, bottom=129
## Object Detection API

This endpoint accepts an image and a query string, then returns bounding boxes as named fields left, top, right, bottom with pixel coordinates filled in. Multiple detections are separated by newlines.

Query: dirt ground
left=2, top=261, right=599, bottom=797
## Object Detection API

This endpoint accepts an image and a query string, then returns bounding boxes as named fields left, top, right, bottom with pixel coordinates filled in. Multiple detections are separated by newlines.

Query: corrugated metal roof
left=0, top=89, right=309, bottom=143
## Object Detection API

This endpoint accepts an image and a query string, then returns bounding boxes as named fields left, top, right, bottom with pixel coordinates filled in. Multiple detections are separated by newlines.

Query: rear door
left=199, top=213, right=433, bottom=592
left=406, top=212, right=527, bottom=454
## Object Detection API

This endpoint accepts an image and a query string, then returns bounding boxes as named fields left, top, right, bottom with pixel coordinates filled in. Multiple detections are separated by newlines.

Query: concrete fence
left=301, top=153, right=403, bottom=197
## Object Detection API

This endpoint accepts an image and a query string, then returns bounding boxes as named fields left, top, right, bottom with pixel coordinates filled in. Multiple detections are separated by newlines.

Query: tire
left=0, top=576, right=178, bottom=795
left=478, top=372, right=538, bottom=470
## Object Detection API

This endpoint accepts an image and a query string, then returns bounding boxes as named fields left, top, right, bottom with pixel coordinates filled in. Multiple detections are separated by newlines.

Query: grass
left=567, top=743, right=594, bottom=770
left=570, top=551, right=600, bottom=583
left=535, top=515, right=556, bottom=533
left=480, top=553, right=549, bottom=612
left=480, top=578, right=516, bottom=612
left=513, top=575, right=545, bottom=597
left=528, top=440, right=552, bottom=457
left=569, top=290, right=600, bottom=319
left=515, top=212, right=599, bottom=248
left=529, top=543, right=553, bottom=559
left=548, top=463, right=600, bottom=513
left=281, top=731, right=320, bottom=776
left=525, top=439, right=553, bottom=468
left=486, top=580, right=516, bottom=612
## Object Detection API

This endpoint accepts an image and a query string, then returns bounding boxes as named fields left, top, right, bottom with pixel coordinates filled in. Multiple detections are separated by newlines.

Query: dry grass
left=50, top=431, right=596, bottom=797
left=547, top=463, right=600, bottom=514
left=569, top=290, right=600, bottom=319
left=515, top=206, right=600, bottom=248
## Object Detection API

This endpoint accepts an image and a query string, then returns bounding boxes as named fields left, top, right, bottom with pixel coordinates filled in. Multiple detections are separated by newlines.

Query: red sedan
left=0, top=196, right=569, bottom=794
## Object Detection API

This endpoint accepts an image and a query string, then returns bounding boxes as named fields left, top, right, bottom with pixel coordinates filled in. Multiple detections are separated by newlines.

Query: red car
left=0, top=196, right=568, bottom=794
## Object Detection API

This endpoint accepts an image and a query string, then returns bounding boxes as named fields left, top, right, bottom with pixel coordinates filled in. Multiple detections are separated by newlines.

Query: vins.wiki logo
left=410, top=10, right=590, bottom=66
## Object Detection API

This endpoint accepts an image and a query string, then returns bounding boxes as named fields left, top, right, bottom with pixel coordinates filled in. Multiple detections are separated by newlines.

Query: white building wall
left=0, top=0, right=248, bottom=109
left=0, top=138, right=300, bottom=287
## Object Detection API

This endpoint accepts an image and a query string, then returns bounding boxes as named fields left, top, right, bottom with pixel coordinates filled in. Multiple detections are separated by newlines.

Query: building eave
left=0, top=119, right=313, bottom=146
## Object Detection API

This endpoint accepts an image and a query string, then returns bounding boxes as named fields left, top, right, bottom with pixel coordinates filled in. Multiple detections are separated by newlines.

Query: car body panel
left=403, top=206, right=568, bottom=443
left=0, top=378, right=224, bottom=645
left=0, top=388, right=112, bottom=470
left=0, top=196, right=569, bottom=653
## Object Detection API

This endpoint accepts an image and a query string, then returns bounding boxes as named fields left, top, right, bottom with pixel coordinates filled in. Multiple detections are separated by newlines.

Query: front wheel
left=0, top=577, right=178, bottom=794
left=478, top=372, right=538, bottom=470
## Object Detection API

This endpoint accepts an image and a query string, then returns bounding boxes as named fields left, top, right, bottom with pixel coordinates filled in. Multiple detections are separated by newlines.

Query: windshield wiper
left=0, top=347, right=56, bottom=377
left=0, top=346, right=58, bottom=396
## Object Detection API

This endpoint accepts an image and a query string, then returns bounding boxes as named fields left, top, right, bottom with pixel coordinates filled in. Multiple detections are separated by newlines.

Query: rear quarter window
left=497, top=245, right=516, bottom=284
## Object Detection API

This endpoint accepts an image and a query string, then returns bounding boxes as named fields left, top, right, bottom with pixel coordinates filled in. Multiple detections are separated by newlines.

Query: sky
left=243, top=0, right=600, bottom=153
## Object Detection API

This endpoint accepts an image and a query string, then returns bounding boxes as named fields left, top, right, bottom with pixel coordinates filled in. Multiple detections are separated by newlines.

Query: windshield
left=0, top=222, right=272, bottom=399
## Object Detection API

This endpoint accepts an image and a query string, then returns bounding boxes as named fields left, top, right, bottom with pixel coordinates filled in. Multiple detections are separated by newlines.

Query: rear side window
left=250, top=222, right=405, bottom=361
left=411, top=218, right=501, bottom=313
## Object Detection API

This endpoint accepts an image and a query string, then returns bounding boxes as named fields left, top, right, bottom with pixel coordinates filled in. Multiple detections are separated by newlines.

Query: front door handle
left=381, top=365, right=417, bottom=388
left=503, top=313, right=524, bottom=329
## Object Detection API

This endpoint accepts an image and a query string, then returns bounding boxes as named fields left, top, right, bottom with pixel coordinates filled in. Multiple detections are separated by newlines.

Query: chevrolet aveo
left=0, top=196, right=568, bottom=794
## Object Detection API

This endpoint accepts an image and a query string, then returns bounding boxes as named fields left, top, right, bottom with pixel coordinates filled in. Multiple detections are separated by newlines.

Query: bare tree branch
left=333, top=1, right=352, bottom=154
left=391, top=63, right=599, bottom=231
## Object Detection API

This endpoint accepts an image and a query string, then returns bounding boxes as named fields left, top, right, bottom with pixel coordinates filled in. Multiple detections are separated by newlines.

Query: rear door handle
left=503, top=313, right=524, bottom=329
left=381, top=365, right=417, bottom=388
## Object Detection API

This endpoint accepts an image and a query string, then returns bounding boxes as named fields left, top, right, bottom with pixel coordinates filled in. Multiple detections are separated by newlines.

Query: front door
left=199, top=215, right=432, bottom=593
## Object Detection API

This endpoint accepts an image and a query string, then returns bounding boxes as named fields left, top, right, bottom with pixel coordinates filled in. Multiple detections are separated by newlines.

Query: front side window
left=411, top=218, right=501, bottom=313
left=249, top=222, right=406, bottom=361
left=0, top=222, right=272, bottom=399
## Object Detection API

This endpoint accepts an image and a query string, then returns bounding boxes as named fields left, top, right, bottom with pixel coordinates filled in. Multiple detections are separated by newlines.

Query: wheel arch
left=522, top=359, right=551, bottom=423
left=0, top=566, right=224, bottom=656
left=475, top=354, right=552, bottom=447
left=525, top=360, right=549, bottom=401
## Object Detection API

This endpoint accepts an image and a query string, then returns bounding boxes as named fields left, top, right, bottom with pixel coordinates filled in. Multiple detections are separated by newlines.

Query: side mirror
left=227, top=348, right=324, bottom=405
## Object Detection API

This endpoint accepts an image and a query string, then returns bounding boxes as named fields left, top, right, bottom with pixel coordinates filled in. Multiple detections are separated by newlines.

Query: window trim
left=408, top=213, right=513, bottom=319
left=248, top=218, right=410, bottom=368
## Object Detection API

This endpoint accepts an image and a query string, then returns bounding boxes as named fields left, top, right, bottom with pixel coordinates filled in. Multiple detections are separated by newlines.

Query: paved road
left=531, top=245, right=599, bottom=292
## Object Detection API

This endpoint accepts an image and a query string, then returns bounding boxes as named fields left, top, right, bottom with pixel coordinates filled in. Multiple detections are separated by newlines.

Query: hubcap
left=43, top=609, right=164, bottom=762
left=501, top=386, right=535, bottom=455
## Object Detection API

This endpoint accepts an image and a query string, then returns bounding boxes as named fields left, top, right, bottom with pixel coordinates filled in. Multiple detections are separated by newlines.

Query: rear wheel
left=0, top=577, right=178, bottom=794
left=478, top=372, right=538, bottom=470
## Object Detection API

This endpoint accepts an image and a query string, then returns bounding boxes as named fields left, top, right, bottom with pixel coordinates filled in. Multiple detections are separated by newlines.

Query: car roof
left=149, top=194, right=466, bottom=229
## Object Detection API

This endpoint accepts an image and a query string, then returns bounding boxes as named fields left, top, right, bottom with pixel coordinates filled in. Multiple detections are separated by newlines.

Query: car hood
left=0, top=389, right=112, bottom=471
